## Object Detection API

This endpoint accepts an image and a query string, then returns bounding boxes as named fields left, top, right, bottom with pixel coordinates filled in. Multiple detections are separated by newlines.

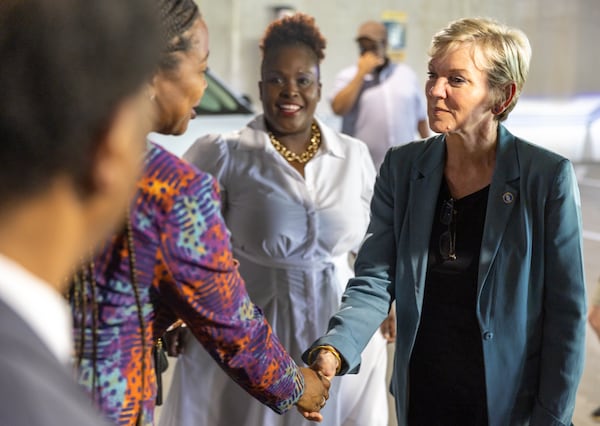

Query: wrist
left=307, top=345, right=342, bottom=375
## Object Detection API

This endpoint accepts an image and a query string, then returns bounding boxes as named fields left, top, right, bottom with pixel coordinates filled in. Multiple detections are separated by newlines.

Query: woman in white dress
left=159, top=13, right=389, bottom=426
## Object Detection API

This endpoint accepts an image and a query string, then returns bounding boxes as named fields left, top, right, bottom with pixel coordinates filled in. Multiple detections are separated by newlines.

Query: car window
left=196, top=71, right=253, bottom=115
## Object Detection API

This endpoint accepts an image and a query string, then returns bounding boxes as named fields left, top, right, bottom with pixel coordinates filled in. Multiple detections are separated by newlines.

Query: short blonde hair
left=429, top=17, right=531, bottom=122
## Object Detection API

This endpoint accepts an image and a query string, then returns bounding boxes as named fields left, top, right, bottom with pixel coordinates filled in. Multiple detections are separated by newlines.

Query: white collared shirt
left=183, top=115, right=376, bottom=280
left=0, top=254, right=73, bottom=364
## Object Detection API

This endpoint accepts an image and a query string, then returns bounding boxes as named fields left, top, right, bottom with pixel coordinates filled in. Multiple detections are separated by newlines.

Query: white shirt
left=184, top=115, right=376, bottom=273
left=0, top=254, right=73, bottom=364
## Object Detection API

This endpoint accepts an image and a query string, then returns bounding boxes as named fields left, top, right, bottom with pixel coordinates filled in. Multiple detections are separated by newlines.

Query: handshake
left=162, top=323, right=346, bottom=423
left=295, top=345, right=342, bottom=422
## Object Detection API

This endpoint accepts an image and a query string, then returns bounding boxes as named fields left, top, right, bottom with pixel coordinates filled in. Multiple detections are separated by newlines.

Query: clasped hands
left=164, top=320, right=340, bottom=422
left=295, top=346, right=341, bottom=422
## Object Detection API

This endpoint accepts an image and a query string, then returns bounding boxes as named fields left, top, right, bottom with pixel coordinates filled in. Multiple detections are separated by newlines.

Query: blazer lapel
left=478, top=125, right=520, bottom=297
left=407, top=136, right=445, bottom=313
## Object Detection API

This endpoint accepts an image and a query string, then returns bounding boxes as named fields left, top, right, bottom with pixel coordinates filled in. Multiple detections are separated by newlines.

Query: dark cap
left=356, top=21, right=387, bottom=42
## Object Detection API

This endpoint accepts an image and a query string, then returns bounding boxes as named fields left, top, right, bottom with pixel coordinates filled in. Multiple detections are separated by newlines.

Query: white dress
left=158, top=116, right=388, bottom=426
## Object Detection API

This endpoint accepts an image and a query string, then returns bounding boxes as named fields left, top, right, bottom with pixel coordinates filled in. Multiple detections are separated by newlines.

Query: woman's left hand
left=380, top=309, right=396, bottom=343
left=589, top=304, right=600, bottom=341
left=295, top=367, right=330, bottom=422
left=163, top=320, right=187, bottom=356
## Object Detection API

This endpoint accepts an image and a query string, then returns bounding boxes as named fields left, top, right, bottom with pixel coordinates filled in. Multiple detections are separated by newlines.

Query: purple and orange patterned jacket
left=73, top=143, right=304, bottom=426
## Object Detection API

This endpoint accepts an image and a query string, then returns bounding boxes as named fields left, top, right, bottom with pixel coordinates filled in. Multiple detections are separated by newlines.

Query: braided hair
left=156, top=0, right=202, bottom=72
left=157, top=0, right=199, bottom=41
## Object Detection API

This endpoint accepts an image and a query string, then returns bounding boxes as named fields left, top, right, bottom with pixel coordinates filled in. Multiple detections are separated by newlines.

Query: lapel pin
left=502, top=191, right=515, bottom=204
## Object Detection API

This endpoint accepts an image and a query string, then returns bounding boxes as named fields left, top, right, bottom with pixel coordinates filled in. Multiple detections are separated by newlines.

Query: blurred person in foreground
left=330, top=20, right=429, bottom=169
left=160, top=12, right=389, bottom=426
left=0, top=0, right=161, bottom=425
left=305, top=17, right=586, bottom=426
left=70, top=1, right=329, bottom=425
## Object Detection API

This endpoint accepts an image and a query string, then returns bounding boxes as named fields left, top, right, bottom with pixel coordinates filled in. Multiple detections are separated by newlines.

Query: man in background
left=330, top=20, right=429, bottom=168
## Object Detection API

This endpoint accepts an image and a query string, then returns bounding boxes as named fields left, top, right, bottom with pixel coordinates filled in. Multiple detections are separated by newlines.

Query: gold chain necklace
left=268, top=122, right=321, bottom=164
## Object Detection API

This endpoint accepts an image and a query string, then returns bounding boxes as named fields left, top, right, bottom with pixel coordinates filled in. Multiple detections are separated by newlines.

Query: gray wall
left=197, top=0, right=600, bottom=116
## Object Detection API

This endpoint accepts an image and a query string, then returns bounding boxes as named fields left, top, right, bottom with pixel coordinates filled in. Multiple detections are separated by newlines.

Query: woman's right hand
left=295, top=367, right=330, bottom=422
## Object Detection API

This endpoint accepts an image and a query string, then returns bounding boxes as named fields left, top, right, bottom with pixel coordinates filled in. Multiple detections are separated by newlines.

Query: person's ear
left=317, top=81, right=322, bottom=101
left=150, top=72, right=161, bottom=92
left=493, top=82, right=517, bottom=115
left=145, top=79, right=158, bottom=127
left=146, top=77, right=157, bottom=100
left=258, top=80, right=264, bottom=102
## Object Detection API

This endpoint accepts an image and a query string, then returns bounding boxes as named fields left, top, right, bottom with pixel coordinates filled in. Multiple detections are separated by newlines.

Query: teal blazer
left=305, top=125, right=586, bottom=426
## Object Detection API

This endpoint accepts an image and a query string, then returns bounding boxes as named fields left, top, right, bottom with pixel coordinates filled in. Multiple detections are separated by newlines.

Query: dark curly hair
left=260, top=13, right=327, bottom=63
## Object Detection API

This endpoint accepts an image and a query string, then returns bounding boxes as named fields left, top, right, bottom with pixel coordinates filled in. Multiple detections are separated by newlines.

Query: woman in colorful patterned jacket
left=70, top=1, right=329, bottom=425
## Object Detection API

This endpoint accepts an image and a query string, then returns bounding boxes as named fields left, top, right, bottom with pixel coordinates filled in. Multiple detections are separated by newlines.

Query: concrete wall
left=197, top=0, right=600, bottom=117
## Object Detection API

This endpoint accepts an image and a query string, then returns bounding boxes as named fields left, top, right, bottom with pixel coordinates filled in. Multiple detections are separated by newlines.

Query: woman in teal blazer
left=304, top=17, right=586, bottom=426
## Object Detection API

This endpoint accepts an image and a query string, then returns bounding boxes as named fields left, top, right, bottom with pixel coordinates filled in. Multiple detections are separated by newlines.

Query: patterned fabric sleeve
left=153, top=170, right=304, bottom=414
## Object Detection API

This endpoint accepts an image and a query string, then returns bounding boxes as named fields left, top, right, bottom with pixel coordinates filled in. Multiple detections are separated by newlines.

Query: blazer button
left=483, top=331, right=494, bottom=340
